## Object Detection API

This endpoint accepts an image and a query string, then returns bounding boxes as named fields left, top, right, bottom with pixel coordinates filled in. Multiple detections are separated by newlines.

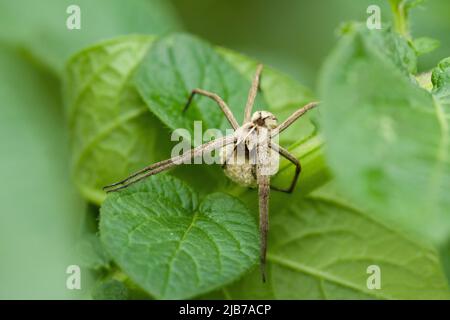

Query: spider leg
left=220, top=137, right=239, bottom=168
left=257, top=171, right=270, bottom=283
left=258, top=72, right=263, bottom=93
left=104, top=134, right=236, bottom=192
left=271, top=101, right=319, bottom=137
left=269, top=143, right=301, bottom=193
left=220, top=123, right=255, bottom=167
left=256, top=134, right=272, bottom=283
left=243, top=64, right=263, bottom=123
left=105, top=161, right=179, bottom=193
left=183, top=89, right=239, bottom=130
left=103, top=158, right=172, bottom=190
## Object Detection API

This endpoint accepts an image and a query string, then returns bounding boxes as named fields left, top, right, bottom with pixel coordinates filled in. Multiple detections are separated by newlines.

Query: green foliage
left=413, top=37, right=441, bottom=56
left=0, top=0, right=180, bottom=73
left=75, top=234, right=111, bottom=271
left=92, top=279, right=129, bottom=300
left=64, top=36, right=171, bottom=204
left=134, top=34, right=264, bottom=135
left=1, top=0, right=449, bottom=300
left=359, top=25, right=418, bottom=74
left=319, top=26, right=450, bottom=243
left=216, top=48, right=317, bottom=146
left=432, top=57, right=450, bottom=105
left=222, top=186, right=450, bottom=299
left=388, top=0, right=425, bottom=38
left=100, top=175, right=259, bottom=299
left=70, top=24, right=449, bottom=299
left=64, top=33, right=325, bottom=203
left=65, top=33, right=331, bottom=298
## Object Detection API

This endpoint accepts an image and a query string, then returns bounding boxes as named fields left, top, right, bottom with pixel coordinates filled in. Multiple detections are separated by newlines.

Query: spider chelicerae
left=104, top=64, right=319, bottom=282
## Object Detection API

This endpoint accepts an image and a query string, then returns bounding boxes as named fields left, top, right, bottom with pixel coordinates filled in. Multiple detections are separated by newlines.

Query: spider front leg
left=103, top=134, right=236, bottom=192
left=270, top=143, right=301, bottom=194
left=243, top=64, right=263, bottom=123
left=183, top=88, right=239, bottom=130
left=271, top=101, right=319, bottom=137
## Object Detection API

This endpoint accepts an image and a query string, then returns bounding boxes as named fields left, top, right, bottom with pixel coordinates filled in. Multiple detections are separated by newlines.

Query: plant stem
left=389, top=0, right=411, bottom=40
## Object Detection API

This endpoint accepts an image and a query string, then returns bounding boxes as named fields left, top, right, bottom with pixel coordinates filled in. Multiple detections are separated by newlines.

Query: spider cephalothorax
left=251, top=111, right=278, bottom=129
left=104, top=64, right=318, bottom=282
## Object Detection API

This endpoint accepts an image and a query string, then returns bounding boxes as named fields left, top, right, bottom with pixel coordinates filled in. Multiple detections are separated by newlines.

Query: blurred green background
left=172, top=0, right=450, bottom=86
left=0, top=0, right=449, bottom=299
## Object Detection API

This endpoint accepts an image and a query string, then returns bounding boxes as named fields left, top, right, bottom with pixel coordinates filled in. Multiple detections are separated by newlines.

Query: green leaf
left=91, top=275, right=153, bottom=300
left=271, top=136, right=331, bottom=195
left=0, top=45, right=85, bottom=298
left=432, top=57, right=450, bottom=106
left=134, top=33, right=318, bottom=145
left=361, top=25, right=417, bottom=74
left=134, top=33, right=265, bottom=137
left=412, top=37, right=440, bottom=56
left=0, top=0, right=180, bottom=73
left=319, top=27, right=450, bottom=242
left=223, top=186, right=450, bottom=299
left=75, top=234, right=111, bottom=271
left=64, top=35, right=171, bottom=204
left=99, top=175, right=259, bottom=299
left=92, top=279, right=129, bottom=300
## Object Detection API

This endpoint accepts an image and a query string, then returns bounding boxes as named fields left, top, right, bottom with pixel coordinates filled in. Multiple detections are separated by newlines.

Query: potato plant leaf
left=134, top=33, right=319, bottom=146
left=319, top=27, right=450, bottom=243
left=413, top=37, right=440, bottom=56
left=64, top=36, right=171, bottom=204
left=221, top=187, right=450, bottom=299
left=134, top=33, right=266, bottom=138
left=100, top=174, right=259, bottom=299
left=75, top=234, right=111, bottom=271
left=432, top=57, right=450, bottom=106
left=92, top=279, right=129, bottom=300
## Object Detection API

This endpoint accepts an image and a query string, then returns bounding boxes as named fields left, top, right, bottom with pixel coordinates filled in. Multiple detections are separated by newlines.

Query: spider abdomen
left=223, top=162, right=257, bottom=188
left=220, top=141, right=257, bottom=187
left=220, top=139, right=279, bottom=188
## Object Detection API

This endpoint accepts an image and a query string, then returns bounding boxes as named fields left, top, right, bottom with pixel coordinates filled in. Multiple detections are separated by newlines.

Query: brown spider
left=104, top=64, right=318, bottom=282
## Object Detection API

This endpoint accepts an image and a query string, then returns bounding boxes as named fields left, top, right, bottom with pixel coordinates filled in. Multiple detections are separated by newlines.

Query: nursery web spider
left=104, top=64, right=319, bottom=282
